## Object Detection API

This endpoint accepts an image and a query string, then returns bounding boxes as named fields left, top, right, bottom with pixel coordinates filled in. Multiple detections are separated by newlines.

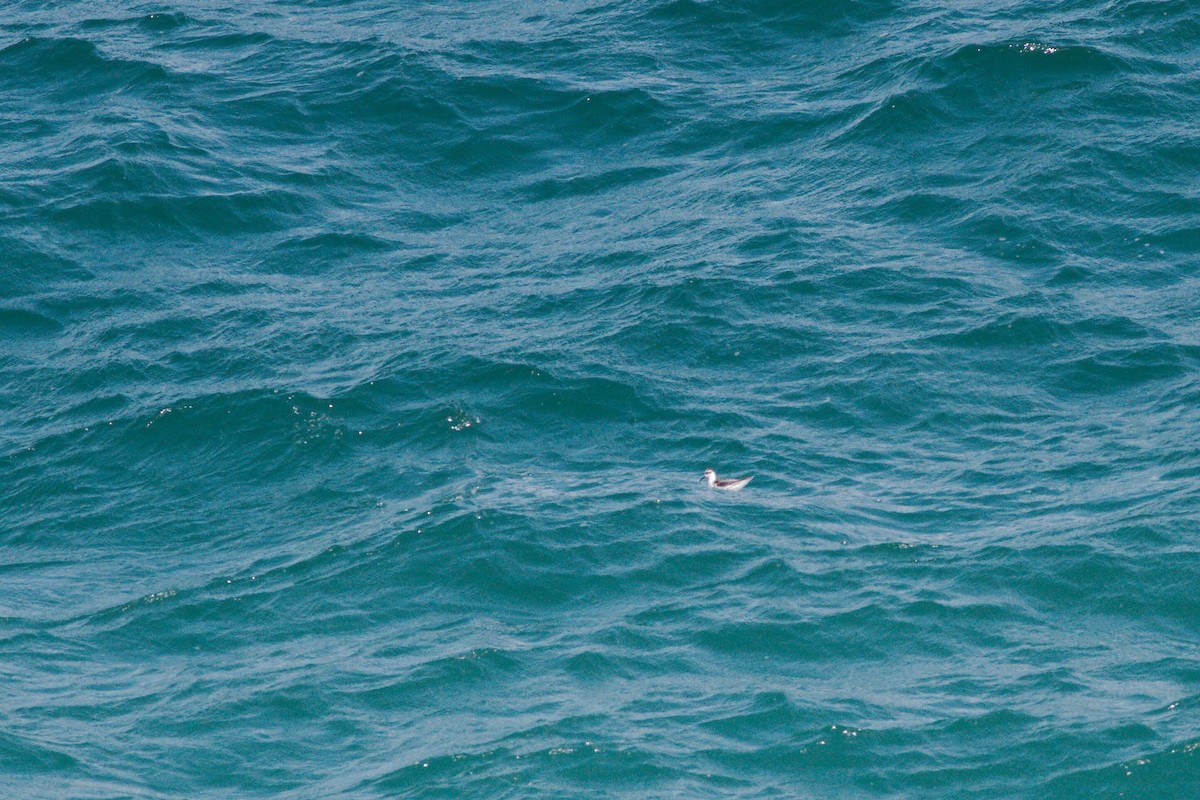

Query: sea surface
left=3, top=0, right=1199, bottom=797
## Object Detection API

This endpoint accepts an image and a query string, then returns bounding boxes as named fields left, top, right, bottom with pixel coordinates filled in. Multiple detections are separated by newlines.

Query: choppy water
left=3, top=1, right=1200, bottom=797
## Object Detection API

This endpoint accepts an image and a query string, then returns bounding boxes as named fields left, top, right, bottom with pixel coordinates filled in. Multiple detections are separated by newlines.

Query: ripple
left=4, top=1, right=1200, bottom=796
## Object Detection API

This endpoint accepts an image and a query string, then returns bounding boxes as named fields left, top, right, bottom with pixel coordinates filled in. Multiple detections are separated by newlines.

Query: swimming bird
left=703, top=468, right=753, bottom=491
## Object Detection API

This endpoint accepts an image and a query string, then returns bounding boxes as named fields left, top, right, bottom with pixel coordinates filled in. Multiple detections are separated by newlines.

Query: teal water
left=3, top=1, right=1200, bottom=797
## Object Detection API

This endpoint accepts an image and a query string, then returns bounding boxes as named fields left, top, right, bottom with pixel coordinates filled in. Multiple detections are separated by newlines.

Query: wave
left=1046, top=735, right=1200, bottom=794
left=256, top=231, right=398, bottom=274
left=60, top=191, right=304, bottom=237
left=2, top=349, right=673, bottom=495
left=0, top=36, right=174, bottom=95
left=519, top=165, right=671, bottom=203
left=1052, top=343, right=1196, bottom=395
left=645, top=0, right=895, bottom=38
left=0, top=729, right=80, bottom=775
left=926, top=313, right=1156, bottom=350
left=833, top=40, right=1151, bottom=149
left=78, top=10, right=197, bottom=33
left=307, top=50, right=677, bottom=179
left=0, top=306, right=63, bottom=337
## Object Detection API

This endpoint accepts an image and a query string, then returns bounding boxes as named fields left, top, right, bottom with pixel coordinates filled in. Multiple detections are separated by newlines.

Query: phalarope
left=703, top=468, right=753, bottom=491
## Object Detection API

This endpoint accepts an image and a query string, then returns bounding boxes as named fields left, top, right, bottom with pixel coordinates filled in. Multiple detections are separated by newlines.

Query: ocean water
left=3, top=0, right=1199, bottom=796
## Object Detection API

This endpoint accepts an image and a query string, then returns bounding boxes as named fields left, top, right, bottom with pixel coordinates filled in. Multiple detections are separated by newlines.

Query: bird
left=703, top=468, right=753, bottom=491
